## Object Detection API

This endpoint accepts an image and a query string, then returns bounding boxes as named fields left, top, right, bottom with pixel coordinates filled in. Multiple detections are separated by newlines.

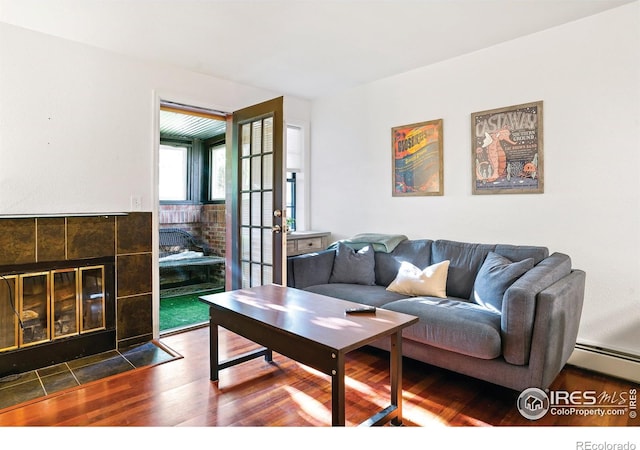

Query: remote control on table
left=345, top=306, right=376, bottom=314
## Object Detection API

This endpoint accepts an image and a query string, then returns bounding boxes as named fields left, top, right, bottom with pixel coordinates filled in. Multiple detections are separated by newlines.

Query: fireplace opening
left=0, top=257, right=115, bottom=377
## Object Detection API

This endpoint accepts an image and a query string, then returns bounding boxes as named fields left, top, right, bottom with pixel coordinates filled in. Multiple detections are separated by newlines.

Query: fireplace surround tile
left=36, top=218, right=66, bottom=262
left=67, top=216, right=116, bottom=259
left=116, top=253, right=152, bottom=297
left=0, top=219, right=36, bottom=265
left=116, top=293, right=152, bottom=343
left=117, top=212, right=152, bottom=254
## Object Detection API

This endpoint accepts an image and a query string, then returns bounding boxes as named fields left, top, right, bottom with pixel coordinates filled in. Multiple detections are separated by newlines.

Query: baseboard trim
left=568, top=344, right=640, bottom=384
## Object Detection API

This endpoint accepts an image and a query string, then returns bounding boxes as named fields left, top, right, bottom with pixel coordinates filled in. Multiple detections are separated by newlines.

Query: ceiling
left=0, top=0, right=634, bottom=100
left=160, top=108, right=226, bottom=140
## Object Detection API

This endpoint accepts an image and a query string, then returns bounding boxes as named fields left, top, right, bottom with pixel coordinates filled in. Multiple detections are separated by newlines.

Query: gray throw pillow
left=472, top=252, right=534, bottom=312
left=329, top=242, right=376, bottom=285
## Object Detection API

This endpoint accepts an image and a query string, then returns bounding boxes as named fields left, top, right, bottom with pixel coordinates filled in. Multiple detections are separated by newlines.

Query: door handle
left=272, top=225, right=282, bottom=233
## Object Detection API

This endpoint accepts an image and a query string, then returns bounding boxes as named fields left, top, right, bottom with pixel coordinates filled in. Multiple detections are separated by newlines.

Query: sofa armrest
left=526, top=269, right=586, bottom=388
left=286, top=249, right=336, bottom=289
left=501, top=252, right=572, bottom=365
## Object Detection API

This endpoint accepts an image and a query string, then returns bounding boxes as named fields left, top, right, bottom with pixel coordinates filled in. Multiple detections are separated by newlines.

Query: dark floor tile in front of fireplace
left=0, top=341, right=179, bottom=411
left=0, top=375, right=45, bottom=410
left=72, top=354, right=135, bottom=385
left=121, top=341, right=176, bottom=367
left=40, top=369, right=79, bottom=394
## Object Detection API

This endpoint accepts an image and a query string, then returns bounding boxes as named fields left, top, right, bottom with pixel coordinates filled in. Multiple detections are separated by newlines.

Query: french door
left=227, top=97, right=285, bottom=290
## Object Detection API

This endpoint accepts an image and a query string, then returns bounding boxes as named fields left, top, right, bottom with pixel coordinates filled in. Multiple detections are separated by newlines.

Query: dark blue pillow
left=329, top=242, right=376, bottom=285
left=472, top=252, right=534, bottom=312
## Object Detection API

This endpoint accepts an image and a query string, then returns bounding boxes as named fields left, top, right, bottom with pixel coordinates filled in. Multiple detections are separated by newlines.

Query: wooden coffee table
left=199, top=284, right=418, bottom=426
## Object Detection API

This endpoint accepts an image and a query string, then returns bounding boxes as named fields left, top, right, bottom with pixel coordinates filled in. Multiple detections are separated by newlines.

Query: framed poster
left=392, top=119, right=443, bottom=196
left=471, top=101, right=543, bottom=194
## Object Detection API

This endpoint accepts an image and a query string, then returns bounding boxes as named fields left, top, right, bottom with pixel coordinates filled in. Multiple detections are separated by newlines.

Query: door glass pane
left=251, top=228, right=262, bottom=262
left=263, top=154, right=273, bottom=190
left=251, top=192, right=261, bottom=226
left=251, top=263, right=262, bottom=286
left=241, top=228, right=250, bottom=260
left=262, top=194, right=272, bottom=228
left=263, top=265, right=273, bottom=285
left=241, top=124, right=251, bottom=157
left=263, top=117, right=273, bottom=153
left=241, top=262, right=250, bottom=289
left=252, top=121, right=262, bottom=155
left=251, top=156, right=261, bottom=189
left=242, top=158, right=250, bottom=191
left=263, top=229, right=272, bottom=265
left=241, top=193, right=250, bottom=226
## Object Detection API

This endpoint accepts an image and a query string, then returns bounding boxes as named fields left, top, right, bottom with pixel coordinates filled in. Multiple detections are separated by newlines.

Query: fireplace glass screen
left=20, top=272, right=51, bottom=346
left=0, top=275, right=18, bottom=351
left=0, top=265, right=106, bottom=353
left=52, top=269, right=79, bottom=339
left=80, top=266, right=105, bottom=332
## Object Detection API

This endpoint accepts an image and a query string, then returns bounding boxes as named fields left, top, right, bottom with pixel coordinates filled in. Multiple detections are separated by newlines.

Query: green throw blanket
left=328, top=233, right=408, bottom=253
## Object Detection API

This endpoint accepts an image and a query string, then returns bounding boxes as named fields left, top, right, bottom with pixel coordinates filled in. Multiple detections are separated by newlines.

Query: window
left=209, top=144, right=226, bottom=201
left=159, top=144, right=189, bottom=201
left=286, top=172, right=296, bottom=231
left=286, top=124, right=304, bottom=230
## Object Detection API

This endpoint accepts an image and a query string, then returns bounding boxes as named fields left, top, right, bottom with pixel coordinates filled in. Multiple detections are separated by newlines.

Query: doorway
left=158, top=101, right=228, bottom=333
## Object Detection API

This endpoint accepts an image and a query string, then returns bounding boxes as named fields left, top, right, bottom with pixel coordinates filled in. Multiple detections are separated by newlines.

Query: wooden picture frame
left=392, top=119, right=443, bottom=196
left=471, top=101, right=543, bottom=194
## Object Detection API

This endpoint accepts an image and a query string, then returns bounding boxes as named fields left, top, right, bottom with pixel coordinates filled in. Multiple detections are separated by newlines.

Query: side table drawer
left=296, top=237, right=324, bottom=252
left=286, top=231, right=331, bottom=256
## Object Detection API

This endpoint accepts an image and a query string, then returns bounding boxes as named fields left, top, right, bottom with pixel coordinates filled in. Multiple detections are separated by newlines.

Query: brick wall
left=159, top=203, right=226, bottom=257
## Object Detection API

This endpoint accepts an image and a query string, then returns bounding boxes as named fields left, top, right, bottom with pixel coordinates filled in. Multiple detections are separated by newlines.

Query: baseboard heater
left=568, top=342, right=640, bottom=384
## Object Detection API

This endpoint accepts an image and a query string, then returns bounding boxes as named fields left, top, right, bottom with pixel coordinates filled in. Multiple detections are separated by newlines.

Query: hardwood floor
left=0, top=326, right=637, bottom=429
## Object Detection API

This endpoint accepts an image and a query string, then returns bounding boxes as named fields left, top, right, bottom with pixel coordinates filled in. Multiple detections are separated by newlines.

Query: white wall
left=0, top=22, right=310, bottom=215
left=310, top=3, right=640, bottom=361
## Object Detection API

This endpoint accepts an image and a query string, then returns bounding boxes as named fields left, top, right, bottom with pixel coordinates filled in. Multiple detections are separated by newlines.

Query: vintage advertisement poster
left=471, top=101, right=543, bottom=194
left=392, top=119, right=443, bottom=196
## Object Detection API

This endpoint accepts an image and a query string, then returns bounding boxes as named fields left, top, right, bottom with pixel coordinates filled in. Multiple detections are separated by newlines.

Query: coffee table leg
left=390, top=331, right=402, bottom=426
left=209, top=314, right=219, bottom=382
left=331, top=354, right=346, bottom=426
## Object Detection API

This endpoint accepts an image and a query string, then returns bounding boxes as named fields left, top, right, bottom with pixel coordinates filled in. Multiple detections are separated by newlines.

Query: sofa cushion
left=287, top=249, right=336, bottom=289
left=304, top=284, right=409, bottom=307
left=431, top=240, right=496, bottom=299
left=329, top=242, right=375, bottom=285
left=374, top=239, right=433, bottom=286
left=383, top=297, right=502, bottom=360
left=472, top=252, right=534, bottom=312
left=494, top=244, right=549, bottom=266
left=386, top=260, right=450, bottom=298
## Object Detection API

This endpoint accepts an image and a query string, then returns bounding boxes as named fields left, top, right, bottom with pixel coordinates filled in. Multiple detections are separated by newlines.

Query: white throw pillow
left=386, top=260, right=450, bottom=298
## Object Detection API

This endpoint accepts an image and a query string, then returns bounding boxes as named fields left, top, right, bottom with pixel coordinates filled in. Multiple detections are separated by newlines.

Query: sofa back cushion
left=431, top=240, right=495, bottom=299
left=375, top=239, right=432, bottom=286
left=494, top=244, right=549, bottom=265
left=472, top=252, right=535, bottom=312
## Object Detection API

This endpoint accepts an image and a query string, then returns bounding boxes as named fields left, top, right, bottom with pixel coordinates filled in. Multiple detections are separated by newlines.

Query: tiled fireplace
left=0, top=213, right=152, bottom=377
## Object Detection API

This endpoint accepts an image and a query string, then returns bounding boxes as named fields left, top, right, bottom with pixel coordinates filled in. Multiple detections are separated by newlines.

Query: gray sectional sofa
left=286, top=235, right=586, bottom=391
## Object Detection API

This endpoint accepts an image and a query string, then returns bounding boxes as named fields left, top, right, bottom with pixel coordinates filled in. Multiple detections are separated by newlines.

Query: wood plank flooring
left=0, top=326, right=637, bottom=429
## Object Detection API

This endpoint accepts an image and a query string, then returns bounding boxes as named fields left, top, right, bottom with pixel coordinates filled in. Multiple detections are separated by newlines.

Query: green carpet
left=160, top=292, right=212, bottom=331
